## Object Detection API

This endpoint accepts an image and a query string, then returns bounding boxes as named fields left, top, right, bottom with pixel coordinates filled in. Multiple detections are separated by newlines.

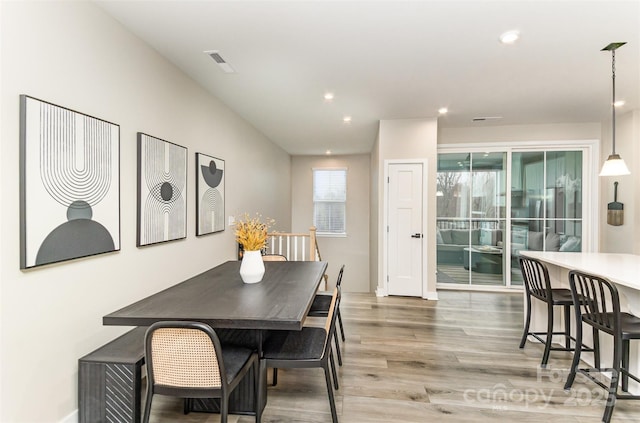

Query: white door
left=387, top=163, right=423, bottom=296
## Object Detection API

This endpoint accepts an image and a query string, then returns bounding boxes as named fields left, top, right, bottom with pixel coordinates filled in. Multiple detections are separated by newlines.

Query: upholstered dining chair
left=564, top=270, right=640, bottom=423
left=142, top=321, right=259, bottom=423
left=259, top=288, right=341, bottom=423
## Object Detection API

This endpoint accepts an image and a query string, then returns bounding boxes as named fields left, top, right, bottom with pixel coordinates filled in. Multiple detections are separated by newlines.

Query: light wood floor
left=147, top=291, right=640, bottom=422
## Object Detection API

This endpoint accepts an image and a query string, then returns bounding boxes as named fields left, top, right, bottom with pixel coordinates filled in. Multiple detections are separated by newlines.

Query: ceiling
left=97, top=0, right=640, bottom=155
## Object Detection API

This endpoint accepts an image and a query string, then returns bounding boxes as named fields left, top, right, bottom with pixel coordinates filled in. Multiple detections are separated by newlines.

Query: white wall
left=376, top=118, right=438, bottom=299
left=0, top=2, right=290, bottom=422
left=439, top=122, right=602, bottom=144
left=291, top=155, right=370, bottom=292
left=600, top=110, right=639, bottom=253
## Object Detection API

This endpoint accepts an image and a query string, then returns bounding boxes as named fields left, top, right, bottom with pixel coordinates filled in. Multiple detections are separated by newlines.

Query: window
left=313, top=168, right=346, bottom=235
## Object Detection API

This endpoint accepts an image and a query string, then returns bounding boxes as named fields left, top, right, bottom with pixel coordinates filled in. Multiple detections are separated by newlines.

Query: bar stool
left=564, top=270, right=640, bottom=423
left=518, top=256, right=594, bottom=367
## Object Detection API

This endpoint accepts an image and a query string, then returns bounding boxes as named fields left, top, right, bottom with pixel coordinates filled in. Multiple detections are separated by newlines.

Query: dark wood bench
left=78, top=327, right=147, bottom=423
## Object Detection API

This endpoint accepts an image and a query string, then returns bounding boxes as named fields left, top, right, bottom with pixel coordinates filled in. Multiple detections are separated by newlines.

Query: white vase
left=239, top=250, right=265, bottom=283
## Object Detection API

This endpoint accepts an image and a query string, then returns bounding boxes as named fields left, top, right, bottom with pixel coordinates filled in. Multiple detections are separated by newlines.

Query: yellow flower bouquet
left=235, top=213, right=275, bottom=251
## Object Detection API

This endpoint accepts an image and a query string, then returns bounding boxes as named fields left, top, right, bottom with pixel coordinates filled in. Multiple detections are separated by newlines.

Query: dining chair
left=518, top=256, right=595, bottom=367
left=564, top=270, right=640, bottom=423
left=142, top=321, right=260, bottom=423
left=262, top=254, right=287, bottom=261
left=309, top=265, right=345, bottom=366
left=259, top=288, right=341, bottom=423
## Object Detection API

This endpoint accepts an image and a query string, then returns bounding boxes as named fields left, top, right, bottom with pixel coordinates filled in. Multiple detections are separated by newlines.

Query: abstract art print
left=196, top=153, right=225, bottom=236
left=137, top=133, right=187, bottom=246
left=19, top=95, right=121, bottom=269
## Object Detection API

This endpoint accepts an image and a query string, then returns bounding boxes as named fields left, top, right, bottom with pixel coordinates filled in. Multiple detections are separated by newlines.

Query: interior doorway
left=387, top=162, right=424, bottom=297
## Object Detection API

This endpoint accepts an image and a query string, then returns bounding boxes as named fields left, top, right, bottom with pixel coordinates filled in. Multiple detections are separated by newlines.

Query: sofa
left=437, top=227, right=581, bottom=266
left=436, top=228, right=502, bottom=265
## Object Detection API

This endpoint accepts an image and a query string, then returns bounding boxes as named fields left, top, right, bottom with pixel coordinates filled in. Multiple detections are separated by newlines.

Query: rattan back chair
left=143, top=321, right=259, bottom=423
left=262, top=254, right=287, bottom=261
left=564, top=270, right=640, bottom=423
left=259, top=288, right=341, bottom=423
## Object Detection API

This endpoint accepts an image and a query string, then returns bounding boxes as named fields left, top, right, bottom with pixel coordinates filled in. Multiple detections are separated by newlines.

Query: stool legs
left=563, top=304, right=571, bottom=350
left=519, top=294, right=532, bottom=349
left=541, top=303, right=556, bottom=367
left=564, top=316, right=582, bottom=391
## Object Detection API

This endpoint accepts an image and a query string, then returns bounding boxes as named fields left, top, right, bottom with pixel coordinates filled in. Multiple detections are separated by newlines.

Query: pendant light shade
left=599, top=42, right=630, bottom=176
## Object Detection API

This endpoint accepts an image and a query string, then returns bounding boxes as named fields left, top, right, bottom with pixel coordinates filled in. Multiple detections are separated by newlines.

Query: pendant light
left=599, top=42, right=630, bottom=176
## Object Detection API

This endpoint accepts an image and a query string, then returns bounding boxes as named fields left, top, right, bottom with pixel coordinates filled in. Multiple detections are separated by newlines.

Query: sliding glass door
left=437, top=148, right=584, bottom=288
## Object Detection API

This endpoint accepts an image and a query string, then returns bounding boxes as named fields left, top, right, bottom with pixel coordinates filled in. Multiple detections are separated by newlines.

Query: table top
left=521, top=251, right=640, bottom=291
left=103, top=260, right=328, bottom=331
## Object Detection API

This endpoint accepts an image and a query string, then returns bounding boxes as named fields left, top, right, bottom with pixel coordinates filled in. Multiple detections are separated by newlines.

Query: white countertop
left=521, top=251, right=640, bottom=291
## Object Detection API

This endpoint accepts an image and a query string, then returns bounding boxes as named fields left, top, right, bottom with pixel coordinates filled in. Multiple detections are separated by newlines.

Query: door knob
left=411, top=233, right=423, bottom=238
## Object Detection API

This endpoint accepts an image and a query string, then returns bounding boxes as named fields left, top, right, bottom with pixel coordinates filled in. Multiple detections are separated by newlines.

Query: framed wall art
left=196, top=153, right=225, bottom=236
left=137, top=133, right=187, bottom=246
left=19, top=95, right=121, bottom=269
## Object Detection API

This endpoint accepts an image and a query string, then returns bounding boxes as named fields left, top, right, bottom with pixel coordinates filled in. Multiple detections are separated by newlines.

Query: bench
left=78, top=327, right=147, bottom=423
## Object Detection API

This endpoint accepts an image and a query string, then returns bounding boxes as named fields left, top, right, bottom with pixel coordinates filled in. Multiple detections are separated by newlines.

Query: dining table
left=103, top=259, right=328, bottom=417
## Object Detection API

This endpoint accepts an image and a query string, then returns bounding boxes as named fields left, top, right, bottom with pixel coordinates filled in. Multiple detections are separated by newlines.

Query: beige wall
left=376, top=118, right=438, bottom=298
left=600, top=110, right=639, bottom=253
left=0, top=2, right=290, bottom=422
left=369, top=136, right=380, bottom=293
left=439, top=122, right=602, bottom=144
left=291, top=155, right=370, bottom=293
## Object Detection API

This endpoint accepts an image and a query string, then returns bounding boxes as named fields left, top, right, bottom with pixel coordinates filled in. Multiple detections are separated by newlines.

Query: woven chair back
left=149, top=327, right=222, bottom=388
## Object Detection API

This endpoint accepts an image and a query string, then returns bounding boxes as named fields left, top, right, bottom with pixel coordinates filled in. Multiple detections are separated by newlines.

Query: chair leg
left=272, top=368, right=278, bottom=386
left=541, top=303, right=554, bottom=368
left=256, top=359, right=265, bottom=423
left=329, top=348, right=339, bottom=390
left=142, top=390, right=153, bottom=423
left=593, top=326, right=601, bottom=369
left=220, top=392, right=228, bottom=423
left=337, top=308, right=345, bottom=342
left=622, top=340, right=630, bottom=392
left=603, top=338, right=622, bottom=423
left=334, top=332, right=343, bottom=366
left=563, top=304, right=571, bottom=350
left=564, top=318, right=584, bottom=390
left=519, top=295, right=532, bottom=348
left=323, top=363, right=339, bottom=423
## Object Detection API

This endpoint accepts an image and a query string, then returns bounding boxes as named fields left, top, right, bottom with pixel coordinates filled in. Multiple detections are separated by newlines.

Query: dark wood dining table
left=103, top=259, right=328, bottom=417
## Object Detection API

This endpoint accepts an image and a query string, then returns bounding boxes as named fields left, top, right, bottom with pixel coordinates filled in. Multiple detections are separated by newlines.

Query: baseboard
left=375, top=286, right=386, bottom=297
left=59, top=409, right=78, bottom=423
left=423, top=291, right=439, bottom=300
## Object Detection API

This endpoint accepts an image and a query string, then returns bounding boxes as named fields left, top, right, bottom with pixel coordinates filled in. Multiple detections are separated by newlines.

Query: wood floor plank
left=145, top=290, right=640, bottom=422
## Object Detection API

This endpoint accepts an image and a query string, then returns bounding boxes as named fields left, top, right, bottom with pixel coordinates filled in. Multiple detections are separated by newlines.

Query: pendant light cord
left=611, top=49, right=617, bottom=155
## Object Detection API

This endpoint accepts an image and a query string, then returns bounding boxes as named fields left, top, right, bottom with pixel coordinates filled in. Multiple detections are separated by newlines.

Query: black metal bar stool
left=518, top=256, right=595, bottom=367
left=564, top=270, right=640, bottom=423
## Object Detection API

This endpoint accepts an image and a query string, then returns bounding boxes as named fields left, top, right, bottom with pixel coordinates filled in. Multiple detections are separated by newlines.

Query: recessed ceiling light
left=614, top=100, right=625, bottom=107
left=438, top=107, right=448, bottom=115
left=499, top=30, right=520, bottom=44
left=324, top=92, right=334, bottom=101
left=343, top=116, right=352, bottom=123
left=326, top=150, right=332, bottom=155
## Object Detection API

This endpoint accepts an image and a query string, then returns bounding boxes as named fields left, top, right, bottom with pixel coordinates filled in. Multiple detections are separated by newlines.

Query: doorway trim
left=380, top=159, right=435, bottom=299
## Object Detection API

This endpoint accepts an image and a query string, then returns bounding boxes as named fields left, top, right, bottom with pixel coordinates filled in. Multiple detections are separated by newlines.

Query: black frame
left=136, top=133, right=188, bottom=247
left=19, top=95, right=121, bottom=269
left=195, top=152, right=225, bottom=236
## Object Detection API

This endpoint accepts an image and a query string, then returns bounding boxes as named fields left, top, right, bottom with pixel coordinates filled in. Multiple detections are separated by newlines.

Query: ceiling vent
left=204, top=50, right=235, bottom=73
left=472, top=116, right=503, bottom=122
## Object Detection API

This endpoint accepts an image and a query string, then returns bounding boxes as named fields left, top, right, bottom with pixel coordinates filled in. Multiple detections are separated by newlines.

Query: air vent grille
left=472, top=116, right=503, bottom=122
left=204, top=50, right=235, bottom=73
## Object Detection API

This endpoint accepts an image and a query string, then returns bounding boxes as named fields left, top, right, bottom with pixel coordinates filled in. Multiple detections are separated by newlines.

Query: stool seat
left=582, top=312, right=640, bottom=340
